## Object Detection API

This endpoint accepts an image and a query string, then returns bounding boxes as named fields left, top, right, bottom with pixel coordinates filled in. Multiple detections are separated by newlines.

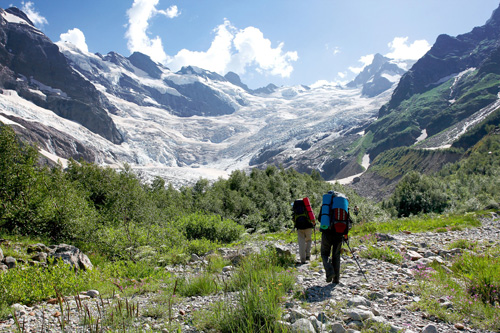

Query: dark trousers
left=320, top=230, right=343, bottom=279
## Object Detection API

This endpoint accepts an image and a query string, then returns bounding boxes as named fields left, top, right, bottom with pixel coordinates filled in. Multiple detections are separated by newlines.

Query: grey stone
left=31, top=252, right=48, bottom=263
left=288, top=308, right=309, bottom=322
left=0, top=247, right=3, bottom=262
left=86, top=290, right=100, bottom=298
left=0, top=264, right=8, bottom=272
left=27, top=243, right=49, bottom=254
left=332, top=322, right=347, bottom=333
left=308, top=316, right=322, bottom=332
left=190, top=254, right=200, bottom=261
left=421, top=324, right=438, bottom=333
left=344, top=309, right=373, bottom=321
left=346, top=296, right=371, bottom=307
left=4, top=256, right=16, bottom=269
left=222, top=265, right=233, bottom=272
left=291, top=318, right=315, bottom=333
left=49, top=244, right=93, bottom=270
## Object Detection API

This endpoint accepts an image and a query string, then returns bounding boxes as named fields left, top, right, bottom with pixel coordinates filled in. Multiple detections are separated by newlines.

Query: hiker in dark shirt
left=321, top=230, right=345, bottom=283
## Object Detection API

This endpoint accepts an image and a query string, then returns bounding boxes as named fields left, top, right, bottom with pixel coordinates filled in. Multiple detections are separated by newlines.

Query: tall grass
left=410, top=245, right=500, bottom=331
left=194, top=247, right=296, bottom=332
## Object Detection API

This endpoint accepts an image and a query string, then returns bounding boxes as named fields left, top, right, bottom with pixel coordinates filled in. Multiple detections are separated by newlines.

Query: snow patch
left=381, top=73, right=401, bottom=83
left=331, top=154, right=371, bottom=185
left=39, top=149, right=69, bottom=168
left=415, top=129, right=428, bottom=144
left=1, top=11, right=31, bottom=25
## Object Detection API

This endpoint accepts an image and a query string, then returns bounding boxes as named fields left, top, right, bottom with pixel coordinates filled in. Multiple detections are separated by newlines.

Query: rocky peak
left=224, top=71, right=251, bottom=92
left=2, top=7, right=34, bottom=27
left=127, top=52, right=163, bottom=79
left=347, top=53, right=406, bottom=97
left=176, top=65, right=226, bottom=82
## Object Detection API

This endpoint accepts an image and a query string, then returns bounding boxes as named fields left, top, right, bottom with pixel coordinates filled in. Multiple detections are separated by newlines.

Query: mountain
left=0, top=8, right=123, bottom=144
left=5, top=3, right=498, bottom=194
left=363, top=4, right=500, bottom=160
left=346, top=53, right=410, bottom=97
left=0, top=6, right=397, bottom=188
left=348, top=3, right=500, bottom=200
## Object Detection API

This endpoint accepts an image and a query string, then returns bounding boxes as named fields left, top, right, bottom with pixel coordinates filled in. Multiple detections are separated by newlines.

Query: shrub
left=180, top=213, right=244, bottom=243
left=389, top=171, right=448, bottom=217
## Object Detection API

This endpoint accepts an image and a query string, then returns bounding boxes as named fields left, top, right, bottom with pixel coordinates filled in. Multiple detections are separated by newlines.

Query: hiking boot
left=333, top=276, right=340, bottom=284
left=326, top=275, right=333, bottom=283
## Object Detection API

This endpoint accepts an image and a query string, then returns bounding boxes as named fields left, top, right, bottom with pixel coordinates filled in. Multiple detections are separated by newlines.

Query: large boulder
left=49, top=244, right=93, bottom=271
left=4, top=256, right=16, bottom=269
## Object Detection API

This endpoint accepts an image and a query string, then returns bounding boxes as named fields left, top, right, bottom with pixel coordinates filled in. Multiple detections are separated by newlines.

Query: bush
left=389, top=171, right=448, bottom=217
left=180, top=213, right=244, bottom=243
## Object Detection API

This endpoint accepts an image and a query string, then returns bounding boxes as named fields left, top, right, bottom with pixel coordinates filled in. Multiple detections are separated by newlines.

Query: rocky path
left=1, top=213, right=499, bottom=332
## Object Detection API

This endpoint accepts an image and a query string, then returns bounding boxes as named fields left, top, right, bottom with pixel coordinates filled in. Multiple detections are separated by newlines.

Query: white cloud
left=158, top=5, right=180, bottom=18
left=229, top=24, right=298, bottom=78
left=123, top=1, right=297, bottom=79
left=21, top=1, right=48, bottom=27
left=337, top=72, right=346, bottom=79
left=385, top=37, right=431, bottom=60
left=167, top=20, right=298, bottom=78
left=59, top=28, right=89, bottom=53
left=167, top=20, right=234, bottom=75
left=349, top=54, right=374, bottom=74
left=125, top=0, right=178, bottom=64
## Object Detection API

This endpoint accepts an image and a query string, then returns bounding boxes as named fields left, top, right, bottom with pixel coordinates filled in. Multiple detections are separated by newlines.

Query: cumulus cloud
left=124, top=1, right=297, bottom=79
left=349, top=54, right=374, bottom=74
left=167, top=20, right=298, bottom=78
left=58, top=28, right=89, bottom=53
left=125, top=0, right=179, bottom=64
left=168, top=20, right=234, bottom=75
left=385, top=37, right=431, bottom=60
left=21, top=1, right=48, bottom=27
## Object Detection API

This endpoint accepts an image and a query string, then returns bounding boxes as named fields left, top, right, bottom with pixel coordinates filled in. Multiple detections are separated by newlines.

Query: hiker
left=321, top=229, right=346, bottom=283
left=353, top=205, right=359, bottom=216
left=292, top=198, right=316, bottom=264
left=318, top=191, right=351, bottom=283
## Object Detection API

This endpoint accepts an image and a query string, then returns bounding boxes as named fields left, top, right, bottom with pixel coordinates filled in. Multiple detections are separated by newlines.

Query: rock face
left=0, top=8, right=123, bottom=144
left=381, top=5, right=500, bottom=116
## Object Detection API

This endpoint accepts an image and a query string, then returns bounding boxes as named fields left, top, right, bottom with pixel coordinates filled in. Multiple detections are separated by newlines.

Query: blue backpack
left=319, top=191, right=351, bottom=234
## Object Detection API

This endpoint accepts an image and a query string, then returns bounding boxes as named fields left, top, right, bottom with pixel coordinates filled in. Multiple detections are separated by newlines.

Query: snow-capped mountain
left=346, top=53, right=411, bottom=97
left=0, top=6, right=396, bottom=187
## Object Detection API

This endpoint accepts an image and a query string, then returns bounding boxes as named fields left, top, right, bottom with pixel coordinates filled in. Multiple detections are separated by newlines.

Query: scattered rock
left=49, top=244, right=93, bottom=270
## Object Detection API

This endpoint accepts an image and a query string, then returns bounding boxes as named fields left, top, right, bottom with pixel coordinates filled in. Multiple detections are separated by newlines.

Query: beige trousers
left=297, top=228, right=313, bottom=263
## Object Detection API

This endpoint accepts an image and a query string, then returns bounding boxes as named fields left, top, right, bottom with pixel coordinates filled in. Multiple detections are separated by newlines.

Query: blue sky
left=6, top=0, right=500, bottom=89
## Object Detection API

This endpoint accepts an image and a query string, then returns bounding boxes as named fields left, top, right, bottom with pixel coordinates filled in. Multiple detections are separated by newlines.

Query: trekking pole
left=343, top=238, right=369, bottom=283
left=313, top=225, right=317, bottom=259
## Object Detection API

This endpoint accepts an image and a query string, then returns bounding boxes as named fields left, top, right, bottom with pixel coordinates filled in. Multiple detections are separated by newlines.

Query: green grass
left=193, top=247, right=296, bottom=332
left=351, top=214, right=481, bottom=237
left=359, top=245, right=403, bottom=265
left=410, top=245, right=500, bottom=331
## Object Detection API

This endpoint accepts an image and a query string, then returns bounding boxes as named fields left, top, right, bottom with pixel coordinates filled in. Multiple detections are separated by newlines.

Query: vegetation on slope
left=1, top=123, right=500, bottom=330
